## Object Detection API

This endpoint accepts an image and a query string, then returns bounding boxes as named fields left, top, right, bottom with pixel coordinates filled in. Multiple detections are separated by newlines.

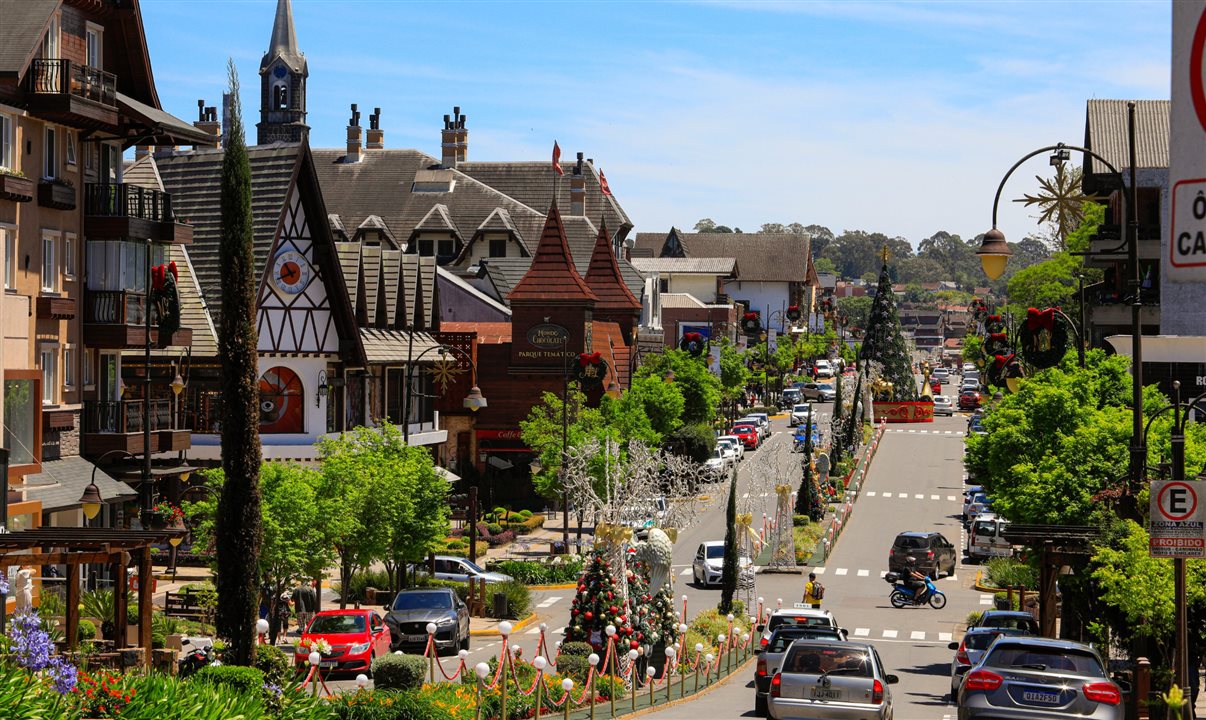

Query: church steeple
left=257, top=0, right=309, bottom=145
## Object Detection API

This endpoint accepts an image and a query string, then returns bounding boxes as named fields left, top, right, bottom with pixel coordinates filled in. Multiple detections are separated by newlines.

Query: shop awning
left=116, top=92, right=217, bottom=147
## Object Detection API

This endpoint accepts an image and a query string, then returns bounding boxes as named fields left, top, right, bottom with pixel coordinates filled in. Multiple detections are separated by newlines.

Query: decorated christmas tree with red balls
left=564, top=551, right=634, bottom=652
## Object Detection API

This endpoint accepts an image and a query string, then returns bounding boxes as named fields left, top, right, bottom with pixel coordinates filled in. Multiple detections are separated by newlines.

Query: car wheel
left=367, top=650, right=376, bottom=679
left=461, top=632, right=470, bottom=651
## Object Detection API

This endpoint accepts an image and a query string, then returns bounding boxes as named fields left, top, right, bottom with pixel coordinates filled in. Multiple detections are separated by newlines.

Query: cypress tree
left=718, top=467, right=738, bottom=614
left=830, top=370, right=845, bottom=466
left=860, top=254, right=917, bottom=400
left=214, top=61, right=263, bottom=666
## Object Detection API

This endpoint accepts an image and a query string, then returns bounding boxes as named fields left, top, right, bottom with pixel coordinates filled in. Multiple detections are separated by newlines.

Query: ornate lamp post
left=401, top=345, right=487, bottom=444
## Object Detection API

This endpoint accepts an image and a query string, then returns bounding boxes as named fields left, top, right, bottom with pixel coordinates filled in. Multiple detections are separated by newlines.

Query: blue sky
left=142, top=0, right=1170, bottom=247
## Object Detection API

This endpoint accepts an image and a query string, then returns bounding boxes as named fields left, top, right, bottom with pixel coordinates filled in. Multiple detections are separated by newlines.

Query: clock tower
left=257, top=0, right=309, bottom=145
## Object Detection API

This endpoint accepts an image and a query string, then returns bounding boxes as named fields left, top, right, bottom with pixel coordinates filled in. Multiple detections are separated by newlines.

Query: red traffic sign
left=1150, top=480, right=1206, bottom=559
left=1157, top=481, right=1198, bottom=521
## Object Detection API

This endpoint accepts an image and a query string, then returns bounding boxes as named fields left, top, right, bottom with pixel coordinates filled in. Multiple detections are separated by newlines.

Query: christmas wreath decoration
left=1019, top=307, right=1068, bottom=369
left=984, top=314, right=1005, bottom=335
left=984, top=332, right=1011, bottom=356
left=970, top=298, right=988, bottom=324
left=741, top=311, right=762, bottom=336
left=786, top=305, right=802, bottom=322
left=576, top=352, right=607, bottom=388
left=679, top=331, right=706, bottom=356
left=986, top=352, right=1024, bottom=389
left=151, top=261, right=181, bottom=336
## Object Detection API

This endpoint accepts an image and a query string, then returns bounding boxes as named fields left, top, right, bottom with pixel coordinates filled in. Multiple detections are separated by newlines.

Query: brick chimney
left=570, top=152, right=586, bottom=215
left=194, top=99, right=222, bottom=148
left=441, top=106, right=467, bottom=167
left=366, top=107, right=384, bottom=150
left=346, top=103, right=362, bottom=163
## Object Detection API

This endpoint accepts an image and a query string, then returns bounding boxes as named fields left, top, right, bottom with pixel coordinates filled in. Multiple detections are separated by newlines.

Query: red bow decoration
left=743, top=312, right=758, bottom=321
left=993, top=353, right=1015, bottom=369
left=987, top=314, right=1001, bottom=323
left=787, top=305, right=799, bottom=314
left=150, top=263, right=180, bottom=292
left=989, top=333, right=1008, bottom=343
left=1026, top=307, right=1056, bottom=332
left=683, top=332, right=703, bottom=343
left=578, top=352, right=602, bottom=368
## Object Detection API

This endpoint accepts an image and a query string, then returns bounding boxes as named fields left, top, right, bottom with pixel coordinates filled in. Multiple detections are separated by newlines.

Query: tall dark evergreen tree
left=829, top=370, right=846, bottom=466
left=215, top=62, right=263, bottom=666
left=860, top=254, right=918, bottom=400
left=795, top=412, right=823, bottom=520
left=844, top=368, right=864, bottom=452
left=718, top=468, right=738, bottom=614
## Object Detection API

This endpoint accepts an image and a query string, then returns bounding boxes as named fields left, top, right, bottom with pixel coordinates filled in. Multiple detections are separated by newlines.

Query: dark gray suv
left=888, top=531, right=957, bottom=578
left=383, top=587, right=470, bottom=655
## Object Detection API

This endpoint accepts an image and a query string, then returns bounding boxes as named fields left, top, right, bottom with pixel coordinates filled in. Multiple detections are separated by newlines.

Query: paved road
left=647, top=410, right=980, bottom=720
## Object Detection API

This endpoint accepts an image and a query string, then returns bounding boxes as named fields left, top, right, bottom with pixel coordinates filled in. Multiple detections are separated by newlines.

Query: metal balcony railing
left=26, top=59, right=116, bottom=107
left=83, top=399, right=175, bottom=434
left=85, top=183, right=175, bottom=222
left=84, top=290, right=152, bottom=326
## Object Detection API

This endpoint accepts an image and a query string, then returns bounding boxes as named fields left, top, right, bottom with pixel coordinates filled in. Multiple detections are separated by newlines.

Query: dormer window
left=412, top=168, right=455, bottom=193
left=489, top=238, right=507, bottom=257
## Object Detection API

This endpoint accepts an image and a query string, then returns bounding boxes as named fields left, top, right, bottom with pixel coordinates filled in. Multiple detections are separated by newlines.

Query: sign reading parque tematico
left=1149, top=479, right=1206, bottom=559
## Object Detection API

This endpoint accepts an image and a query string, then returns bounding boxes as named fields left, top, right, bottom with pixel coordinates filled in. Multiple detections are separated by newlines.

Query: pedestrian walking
left=292, top=580, right=317, bottom=633
left=803, top=572, right=825, bottom=608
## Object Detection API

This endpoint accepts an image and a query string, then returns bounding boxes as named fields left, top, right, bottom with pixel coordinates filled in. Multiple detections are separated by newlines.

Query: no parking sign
left=1149, top=480, right=1206, bottom=558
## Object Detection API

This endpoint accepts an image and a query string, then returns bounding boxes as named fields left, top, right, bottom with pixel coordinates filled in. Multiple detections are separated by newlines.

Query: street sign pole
left=1170, top=401, right=1190, bottom=718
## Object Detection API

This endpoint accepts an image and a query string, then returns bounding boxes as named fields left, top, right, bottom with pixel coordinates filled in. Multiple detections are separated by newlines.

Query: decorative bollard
left=499, top=622, right=513, bottom=720
left=355, top=674, right=368, bottom=690
left=605, top=625, right=618, bottom=718
left=308, top=651, right=322, bottom=697
left=628, top=649, right=639, bottom=714
left=256, top=618, right=270, bottom=646
left=681, top=594, right=689, bottom=623
left=588, top=653, right=600, bottom=720
left=562, top=678, right=574, bottom=720
left=533, top=656, right=547, bottom=720
left=705, top=653, right=715, bottom=685
left=664, top=645, right=677, bottom=701
left=646, top=666, right=657, bottom=707
left=694, top=643, right=704, bottom=693
left=426, top=622, right=438, bottom=684
left=475, top=662, right=491, bottom=720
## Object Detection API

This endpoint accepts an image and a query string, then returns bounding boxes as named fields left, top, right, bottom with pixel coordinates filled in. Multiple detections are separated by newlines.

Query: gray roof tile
left=633, top=231, right=811, bottom=283
left=1084, top=99, right=1169, bottom=176
left=20, top=457, right=137, bottom=513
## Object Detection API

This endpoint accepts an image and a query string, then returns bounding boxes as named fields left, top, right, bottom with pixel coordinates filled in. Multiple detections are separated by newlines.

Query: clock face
left=273, top=65, right=287, bottom=79
left=272, top=250, right=312, bottom=295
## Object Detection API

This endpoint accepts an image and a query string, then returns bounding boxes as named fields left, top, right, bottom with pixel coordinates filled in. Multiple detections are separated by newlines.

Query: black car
left=383, top=587, right=470, bottom=655
left=971, top=610, right=1041, bottom=635
left=888, top=531, right=958, bottom=578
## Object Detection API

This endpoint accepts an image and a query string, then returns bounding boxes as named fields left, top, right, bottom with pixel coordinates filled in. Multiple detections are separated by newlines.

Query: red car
left=731, top=424, right=759, bottom=449
left=959, top=390, right=982, bottom=411
left=293, top=609, right=393, bottom=675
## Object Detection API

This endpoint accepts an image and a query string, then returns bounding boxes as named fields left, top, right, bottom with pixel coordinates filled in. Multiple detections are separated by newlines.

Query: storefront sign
left=476, top=429, right=524, bottom=440
left=527, top=323, right=569, bottom=349
left=1169, top=1, right=1206, bottom=280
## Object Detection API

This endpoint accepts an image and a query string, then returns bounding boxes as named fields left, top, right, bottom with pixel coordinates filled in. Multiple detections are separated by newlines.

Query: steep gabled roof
left=410, top=203, right=464, bottom=243
left=633, top=231, right=812, bottom=284
left=0, top=0, right=57, bottom=75
left=335, top=241, right=361, bottom=315
left=1083, top=99, right=1169, bottom=177
left=507, top=203, right=597, bottom=303
left=356, top=215, right=400, bottom=249
left=584, top=219, right=640, bottom=313
left=261, top=0, right=307, bottom=73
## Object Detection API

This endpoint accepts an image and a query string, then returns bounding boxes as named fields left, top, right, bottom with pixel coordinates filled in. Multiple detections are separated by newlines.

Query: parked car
left=409, top=556, right=513, bottom=584
left=814, top=360, right=835, bottom=378
left=800, top=382, right=837, bottom=402
left=717, top=435, right=745, bottom=461
left=956, top=636, right=1122, bottom=719
left=748, top=412, right=772, bottom=434
left=691, top=540, right=751, bottom=587
left=932, top=367, right=951, bottom=383
left=737, top=417, right=768, bottom=442
left=383, top=587, right=470, bottom=654
left=758, top=606, right=845, bottom=647
left=731, top=424, right=760, bottom=450
left=789, top=404, right=814, bottom=427
left=932, top=395, right=954, bottom=416
left=716, top=439, right=741, bottom=464
left=769, top=640, right=899, bottom=720
left=963, top=494, right=992, bottom=526
left=959, top=390, right=982, bottom=411
left=754, top=625, right=846, bottom=716
left=781, top=388, right=802, bottom=407
left=888, top=531, right=957, bottom=578
left=948, top=627, right=1031, bottom=696
left=293, top=609, right=393, bottom=675
left=705, top=447, right=734, bottom=477
left=962, top=363, right=977, bottom=374
left=961, top=486, right=986, bottom=517
left=967, top=514, right=1013, bottom=561
left=971, top=610, right=1041, bottom=635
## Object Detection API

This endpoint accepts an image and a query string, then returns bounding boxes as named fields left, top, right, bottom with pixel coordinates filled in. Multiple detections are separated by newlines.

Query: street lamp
left=83, top=450, right=135, bottom=527
left=982, top=103, right=1144, bottom=502
left=401, top=344, right=486, bottom=444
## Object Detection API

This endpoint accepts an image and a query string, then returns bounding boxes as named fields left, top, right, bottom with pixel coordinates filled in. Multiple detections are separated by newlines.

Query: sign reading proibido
left=1149, top=479, right=1206, bottom=559
left=1169, top=1, right=1206, bottom=280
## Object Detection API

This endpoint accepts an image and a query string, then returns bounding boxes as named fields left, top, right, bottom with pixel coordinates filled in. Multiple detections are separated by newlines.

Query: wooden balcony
left=85, top=183, right=192, bottom=244
left=0, top=174, right=34, bottom=203
left=82, top=399, right=190, bottom=456
left=37, top=181, right=76, bottom=210
left=24, top=59, right=118, bottom=129
left=36, top=295, right=76, bottom=320
left=83, top=290, right=192, bottom=349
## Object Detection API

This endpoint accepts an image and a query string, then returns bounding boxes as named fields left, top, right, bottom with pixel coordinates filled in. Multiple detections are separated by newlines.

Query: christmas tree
left=623, top=558, right=680, bottom=652
left=794, top=415, right=824, bottom=521
left=859, top=250, right=917, bottom=401
left=565, top=552, right=634, bottom=653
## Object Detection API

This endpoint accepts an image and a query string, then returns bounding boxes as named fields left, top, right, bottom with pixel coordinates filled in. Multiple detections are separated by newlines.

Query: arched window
left=273, top=83, right=288, bottom=110
left=258, top=366, right=304, bottom=434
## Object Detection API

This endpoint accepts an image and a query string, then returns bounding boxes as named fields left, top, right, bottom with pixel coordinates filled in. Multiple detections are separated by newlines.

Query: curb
left=973, top=570, right=1000, bottom=594
left=470, top=612, right=538, bottom=637
left=611, top=656, right=756, bottom=719
left=529, top=583, right=579, bottom=591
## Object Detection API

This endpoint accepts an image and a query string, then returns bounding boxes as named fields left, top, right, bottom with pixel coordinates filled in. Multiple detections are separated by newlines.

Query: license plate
left=405, top=634, right=427, bottom=643
left=810, top=687, right=842, bottom=700
left=1022, top=690, right=1060, bottom=704
left=319, top=660, right=338, bottom=668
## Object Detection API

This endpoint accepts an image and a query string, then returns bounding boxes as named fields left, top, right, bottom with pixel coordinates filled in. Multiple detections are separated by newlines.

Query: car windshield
left=981, top=615, right=1036, bottom=631
left=985, top=645, right=1104, bottom=676
left=705, top=545, right=725, bottom=559
left=817, top=384, right=835, bottom=391
left=893, top=535, right=930, bottom=550
left=785, top=645, right=872, bottom=676
left=767, top=630, right=840, bottom=653
left=768, top=615, right=835, bottom=632
left=793, top=405, right=810, bottom=413
left=307, top=614, right=366, bottom=634
left=964, top=632, right=1003, bottom=650
left=392, top=592, right=452, bottom=610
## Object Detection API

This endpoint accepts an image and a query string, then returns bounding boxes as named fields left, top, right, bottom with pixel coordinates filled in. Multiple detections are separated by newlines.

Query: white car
left=931, top=367, right=950, bottom=383
left=705, top=447, right=734, bottom=477
left=963, top=362, right=977, bottom=374
left=758, top=605, right=846, bottom=646
left=932, top=395, right=954, bottom=416
left=691, top=540, right=752, bottom=587
left=814, top=360, right=834, bottom=378
left=747, top=412, right=772, bottom=434
left=713, top=434, right=742, bottom=458
left=738, top=416, right=769, bottom=441
left=789, top=404, right=814, bottom=427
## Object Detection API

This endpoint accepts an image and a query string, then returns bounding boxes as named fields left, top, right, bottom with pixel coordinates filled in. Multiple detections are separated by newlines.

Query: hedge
left=488, top=559, right=584, bottom=585
left=372, top=653, right=426, bottom=691
left=190, top=665, right=265, bottom=695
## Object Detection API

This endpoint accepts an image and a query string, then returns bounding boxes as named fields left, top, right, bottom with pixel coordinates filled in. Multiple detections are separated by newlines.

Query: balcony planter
left=37, top=180, right=76, bottom=210
left=872, top=401, right=935, bottom=423
left=0, top=173, right=34, bottom=202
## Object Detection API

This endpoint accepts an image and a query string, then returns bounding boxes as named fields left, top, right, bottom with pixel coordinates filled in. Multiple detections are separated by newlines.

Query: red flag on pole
left=598, top=169, right=613, bottom=197
left=552, top=141, right=564, bottom=176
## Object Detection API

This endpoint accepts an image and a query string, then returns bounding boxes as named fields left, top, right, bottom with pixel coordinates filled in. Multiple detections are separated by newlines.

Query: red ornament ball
left=584, top=611, right=593, bottom=621
left=630, top=640, right=639, bottom=649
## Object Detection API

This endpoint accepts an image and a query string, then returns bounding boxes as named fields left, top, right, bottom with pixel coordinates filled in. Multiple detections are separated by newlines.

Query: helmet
left=905, top=556, right=917, bottom=564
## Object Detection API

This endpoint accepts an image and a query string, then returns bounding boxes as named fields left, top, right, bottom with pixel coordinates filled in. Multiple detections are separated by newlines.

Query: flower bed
left=486, top=558, right=584, bottom=585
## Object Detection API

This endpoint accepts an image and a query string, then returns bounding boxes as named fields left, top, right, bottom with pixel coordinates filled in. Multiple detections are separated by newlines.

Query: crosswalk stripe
left=938, top=632, right=953, bottom=642
left=812, top=567, right=826, bottom=575
left=526, top=627, right=542, bottom=635
left=882, top=492, right=893, bottom=498
left=882, top=630, right=898, bottom=638
left=680, top=568, right=692, bottom=576
left=857, top=569, right=869, bottom=577
left=914, top=494, right=924, bottom=499
left=536, top=596, right=563, bottom=608
left=879, top=571, right=888, bottom=578
left=911, top=631, right=926, bottom=640
left=853, top=628, right=870, bottom=637
left=948, top=574, right=958, bottom=581
left=947, top=495, right=957, bottom=501
left=930, top=494, right=940, bottom=500
left=980, top=595, right=993, bottom=605
left=834, top=568, right=848, bottom=576
left=866, top=491, right=877, bottom=497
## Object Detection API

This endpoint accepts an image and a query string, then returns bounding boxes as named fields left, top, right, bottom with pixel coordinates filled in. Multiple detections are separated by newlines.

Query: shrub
left=442, top=540, right=489, bottom=558
left=334, top=568, right=393, bottom=602
left=502, top=515, right=545, bottom=533
left=486, top=522, right=504, bottom=535
left=986, top=557, right=1038, bottom=589
left=331, top=690, right=447, bottom=720
left=255, top=643, right=292, bottom=685
left=966, top=611, right=984, bottom=626
left=77, top=619, right=97, bottom=642
left=495, top=580, right=531, bottom=619
left=484, top=530, right=515, bottom=547
left=665, top=423, right=715, bottom=463
left=190, top=664, right=265, bottom=695
left=489, top=559, right=584, bottom=585
left=554, top=655, right=588, bottom=683
left=446, top=538, right=467, bottom=550
left=560, top=641, right=593, bottom=657
left=372, top=653, right=426, bottom=691
left=517, top=509, right=533, bottom=520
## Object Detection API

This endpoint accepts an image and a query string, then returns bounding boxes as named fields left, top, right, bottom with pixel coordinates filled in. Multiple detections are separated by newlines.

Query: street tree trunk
left=214, top=60, right=263, bottom=666
left=719, top=468, right=738, bottom=614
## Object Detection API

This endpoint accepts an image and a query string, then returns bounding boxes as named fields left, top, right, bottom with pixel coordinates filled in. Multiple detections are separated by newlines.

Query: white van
left=968, top=514, right=1013, bottom=561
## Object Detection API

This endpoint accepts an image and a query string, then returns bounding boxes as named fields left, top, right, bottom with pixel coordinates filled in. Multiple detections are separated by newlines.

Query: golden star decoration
left=1013, top=162, right=1103, bottom=246
left=427, top=356, right=465, bottom=393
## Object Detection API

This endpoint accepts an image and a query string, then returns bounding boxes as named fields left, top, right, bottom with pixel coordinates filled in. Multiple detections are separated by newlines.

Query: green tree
left=635, top=350, right=721, bottom=425
left=719, top=342, right=751, bottom=399
left=813, top=257, right=837, bottom=275
left=859, top=260, right=917, bottom=401
left=613, top=373, right=684, bottom=439
left=837, top=296, right=872, bottom=330
left=214, top=61, right=262, bottom=665
left=718, top=468, right=738, bottom=614
left=521, top=386, right=602, bottom=502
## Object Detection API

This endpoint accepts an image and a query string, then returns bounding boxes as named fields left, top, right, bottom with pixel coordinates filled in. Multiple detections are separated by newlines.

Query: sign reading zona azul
left=1149, top=479, right=1206, bottom=559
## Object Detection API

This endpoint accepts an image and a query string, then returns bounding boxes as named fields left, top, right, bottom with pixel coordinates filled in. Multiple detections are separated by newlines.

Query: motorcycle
left=884, top=572, right=947, bottom=609
left=177, top=636, right=216, bottom=678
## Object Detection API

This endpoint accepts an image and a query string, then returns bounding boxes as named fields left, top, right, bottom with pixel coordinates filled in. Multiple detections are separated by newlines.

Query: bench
left=163, top=590, right=208, bottom=620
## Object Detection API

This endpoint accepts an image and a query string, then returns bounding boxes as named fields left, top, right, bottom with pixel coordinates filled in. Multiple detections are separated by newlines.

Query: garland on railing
left=151, top=261, right=181, bottom=336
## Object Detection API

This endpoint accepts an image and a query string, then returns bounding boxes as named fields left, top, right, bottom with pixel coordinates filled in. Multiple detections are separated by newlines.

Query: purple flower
left=11, top=610, right=53, bottom=671
left=0, top=571, right=8, bottom=595
left=262, top=681, right=283, bottom=697
left=47, top=656, right=78, bottom=694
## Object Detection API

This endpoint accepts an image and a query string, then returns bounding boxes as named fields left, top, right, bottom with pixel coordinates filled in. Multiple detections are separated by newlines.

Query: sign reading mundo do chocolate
left=519, top=322, right=572, bottom=360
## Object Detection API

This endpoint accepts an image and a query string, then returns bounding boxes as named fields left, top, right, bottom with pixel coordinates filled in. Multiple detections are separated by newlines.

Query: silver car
left=957, top=636, right=1123, bottom=720
left=948, top=627, right=1030, bottom=696
left=769, top=640, right=898, bottom=719
left=755, top=626, right=845, bottom=716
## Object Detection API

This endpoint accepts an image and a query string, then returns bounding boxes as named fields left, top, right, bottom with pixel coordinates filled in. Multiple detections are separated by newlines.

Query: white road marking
left=947, top=496, right=957, bottom=502
left=866, top=491, right=877, bottom=497
left=910, top=630, right=926, bottom=640
left=812, top=567, right=826, bottom=575
left=834, top=568, right=848, bottom=576
left=947, top=574, right=958, bottom=582
left=914, top=494, right=924, bottom=499
left=882, top=629, right=899, bottom=638
left=525, top=626, right=543, bottom=635
left=980, top=595, right=994, bottom=605
left=536, top=596, right=563, bottom=608
left=680, top=568, right=692, bottom=576
left=882, top=492, right=893, bottom=498
left=853, top=628, right=870, bottom=637
left=938, top=632, right=953, bottom=642
left=908, top=429, right=916, bottom=433
left=945, top=430, right=953, bottom=434
left=931, top=495, right=940, bottom=500
left=880, top=571, right=888, bottom=578
left=857, top=569, right=870, bottom=577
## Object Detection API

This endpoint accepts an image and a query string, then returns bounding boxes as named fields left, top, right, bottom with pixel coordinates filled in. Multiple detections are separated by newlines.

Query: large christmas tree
left=565, top=552, right=634, bottom=653
left=859, top=251, right=917, bottom=401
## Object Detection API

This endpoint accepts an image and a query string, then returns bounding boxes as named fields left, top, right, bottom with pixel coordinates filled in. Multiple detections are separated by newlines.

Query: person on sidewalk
left=803, top=572, right=824, bottom=608
left=292, top=581, right=317, bottom=634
